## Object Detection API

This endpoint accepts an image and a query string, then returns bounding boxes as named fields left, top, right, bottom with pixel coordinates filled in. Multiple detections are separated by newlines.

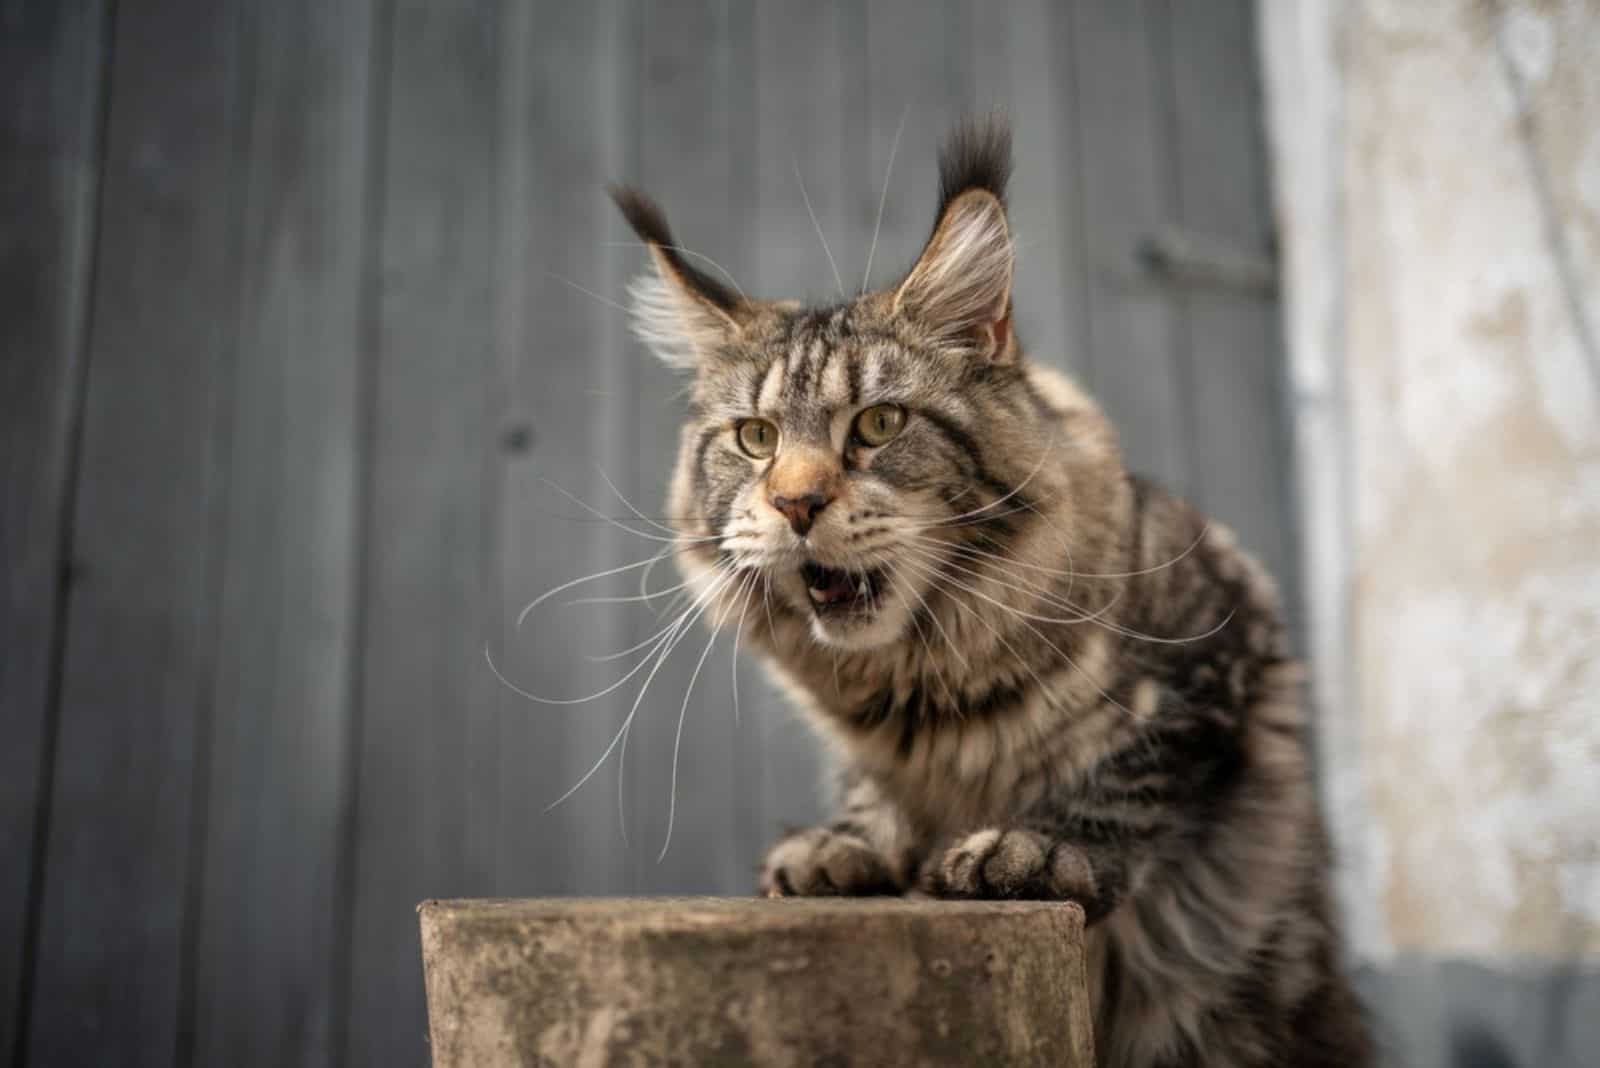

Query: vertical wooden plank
left=344, top=2, right=504, bottom=1063
left=1066, top=0, right=1191, bottom=494
left=1156, top=0, right=1301, bottom=618
left=861, top=0, right=972, bottom=296
left=490, top=0, right=631, bottom=898
left=187, top=3, right=374, bottom=1066
left=22, top=1, right=247, bottom=1064
left=625, top=0, right=755, bottom=894
left=968, top=0, right=1091, bottom=379
left=0, top=1, right=108, bottom=1059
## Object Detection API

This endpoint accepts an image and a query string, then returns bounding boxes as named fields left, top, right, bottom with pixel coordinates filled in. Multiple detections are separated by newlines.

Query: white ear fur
left=626, top=248, right=741, bottom=371
left=893, top=190, right=1014, bottom=360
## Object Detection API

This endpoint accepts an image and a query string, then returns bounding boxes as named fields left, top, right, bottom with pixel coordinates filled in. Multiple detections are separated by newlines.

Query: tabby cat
left=610, top=118, right=1372, bottom=1066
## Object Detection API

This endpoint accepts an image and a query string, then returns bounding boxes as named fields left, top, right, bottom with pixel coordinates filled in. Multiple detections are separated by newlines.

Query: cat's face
left=614, top=121, right=1043, bottom=650
left=669, top=298, right=1032, bottom=648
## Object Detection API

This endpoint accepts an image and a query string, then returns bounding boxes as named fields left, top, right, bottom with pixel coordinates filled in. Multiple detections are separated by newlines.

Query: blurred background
left=3, top=0, right=1595, bottom=1065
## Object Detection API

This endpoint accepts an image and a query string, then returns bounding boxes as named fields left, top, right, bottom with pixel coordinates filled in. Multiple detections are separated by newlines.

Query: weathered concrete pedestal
left=419, top=897, right=1093, bottom=1067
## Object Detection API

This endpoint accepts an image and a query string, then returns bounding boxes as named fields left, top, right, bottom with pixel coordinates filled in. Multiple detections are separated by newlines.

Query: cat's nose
left=771, top=491, right=831, bottom=537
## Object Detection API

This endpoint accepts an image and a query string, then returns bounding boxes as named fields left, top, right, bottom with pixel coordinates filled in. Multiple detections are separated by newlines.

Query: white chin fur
left=808, top=603, right=909, bottom=650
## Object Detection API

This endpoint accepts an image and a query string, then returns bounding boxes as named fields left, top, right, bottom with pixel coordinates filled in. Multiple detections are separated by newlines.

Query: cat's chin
left=806, top=603, right=910, bottom=650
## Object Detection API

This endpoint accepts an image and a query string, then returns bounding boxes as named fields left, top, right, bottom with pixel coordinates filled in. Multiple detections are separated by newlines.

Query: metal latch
left=1136, top=227, right=1277, bottom=294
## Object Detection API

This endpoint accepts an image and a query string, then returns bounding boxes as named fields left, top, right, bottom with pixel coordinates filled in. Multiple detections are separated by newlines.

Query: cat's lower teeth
left=802, top=564, right=871, bottom=608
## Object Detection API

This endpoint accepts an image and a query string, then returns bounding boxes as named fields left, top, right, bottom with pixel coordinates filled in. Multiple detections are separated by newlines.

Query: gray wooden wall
left=2, top=2, right=1287, bottom=1065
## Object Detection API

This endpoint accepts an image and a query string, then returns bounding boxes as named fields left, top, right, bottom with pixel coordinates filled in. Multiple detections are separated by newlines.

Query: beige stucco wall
left=1264, top=0, right=1599, bottom=962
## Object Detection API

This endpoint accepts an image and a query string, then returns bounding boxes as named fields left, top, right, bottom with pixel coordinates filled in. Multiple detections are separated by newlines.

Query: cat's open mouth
left=800, top=561, right=884, bottom=617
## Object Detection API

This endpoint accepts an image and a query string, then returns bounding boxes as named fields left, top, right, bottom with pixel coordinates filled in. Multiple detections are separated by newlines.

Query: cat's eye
left=853, top=403, right=906, bottom=447
left=736, top=418, right=779, bottom=458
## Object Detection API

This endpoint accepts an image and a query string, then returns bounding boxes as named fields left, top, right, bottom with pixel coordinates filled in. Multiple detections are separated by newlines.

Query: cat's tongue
left=804, top=564, right=865, bottom=606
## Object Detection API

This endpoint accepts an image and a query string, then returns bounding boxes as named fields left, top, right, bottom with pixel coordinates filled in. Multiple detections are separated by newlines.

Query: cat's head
left=612, top=118, right=1114, bottom=652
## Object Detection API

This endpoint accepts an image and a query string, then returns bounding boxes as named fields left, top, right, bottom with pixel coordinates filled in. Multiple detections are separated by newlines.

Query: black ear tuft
left=608, top=185, right=674, bottom=247
left=936, top=115, right=1012, bottom=217
left=608, top=185, right=742, bottom=313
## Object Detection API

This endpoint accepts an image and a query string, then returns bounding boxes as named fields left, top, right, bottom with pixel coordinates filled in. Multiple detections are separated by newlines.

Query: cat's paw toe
left=759, top=827, right=898, bottom=897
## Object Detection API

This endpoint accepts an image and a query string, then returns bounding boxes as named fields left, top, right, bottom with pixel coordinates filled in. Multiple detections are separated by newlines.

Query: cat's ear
left=610, top=186, right=746, bottom=370
left=892, top=118, right=1015, bottom=363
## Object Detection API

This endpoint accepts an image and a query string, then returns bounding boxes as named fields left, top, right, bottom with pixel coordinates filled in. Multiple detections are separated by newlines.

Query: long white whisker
left=794, top=157, right=845, bottom=299
left=570, top=574, right=695, bottom=610
left=902, top=540, right=1103, bottom=620
left=540, top=479, right=719, bottom=545
left=658, top=587, right=737, bottom=862
left=595, top=465, right=688, bottom=539
left=904, top=540, right=1231, bottom=646
left=729, top=571, right=758, bottom=726
left=861, top=103, right=910, bottom=296
left=907, top=522, right=1211, bottom=582
left=486, top=626, right=667, bottom=706
left=884, top=559, right=958, bottom=710
left=932, top=428, right=1060, bottom=526
left=894, top=552, right=1096, bottom=721
left=895, top=553, right=1136, bottom=718
left=547, top=271, right=630, bottom=315
left=546, top=567, right=741, bottom=811
left=887, top=557, right=970, bottom=672
left=516, top=550, right=671, bottom=629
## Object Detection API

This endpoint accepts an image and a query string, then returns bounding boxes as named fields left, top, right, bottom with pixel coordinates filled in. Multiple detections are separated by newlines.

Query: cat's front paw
left=920, top=829, right=1092, bottom=901
left=759, top=827, right=899, bottom=897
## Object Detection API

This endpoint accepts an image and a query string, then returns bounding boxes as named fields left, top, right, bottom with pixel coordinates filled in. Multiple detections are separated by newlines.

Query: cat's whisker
left=898, top=541, right=1107, bottom=626
left=546, top=271, right=630, bottom=315
left=927, top=427, right=1061, bottom=527
left=498, top=559, right=736, bottom=699
left=540, top=478, right=720, bottom=545
left=658, top=573, right=746, bottom=862
left=903, top=539, right=1224, bottom=647
left=585, top=589, right=715, bottom=663
left=547, top=564, right=744, bottom=813
left=884, top=559, right=960, bottom=711
left=861, top=102, right=911, bottom=296
left=886, top=558, right=970, bottom=673
left=794, top=156, right=845, bottom=299
left=894, top=553, right=1097, bottom=723
left=730, top=570, right=759, bottom=726
left=895, top=552, right=1137, bottom=721
left=568, top=574, right=696, bottom=610
left=516, top=548, right=673, bottom=629
left=596, top=465, right=693, bottom=540
left=911, top=520, right=1211, bottom=582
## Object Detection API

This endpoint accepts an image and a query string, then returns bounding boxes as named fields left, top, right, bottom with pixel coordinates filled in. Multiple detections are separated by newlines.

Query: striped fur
left=613, top=118, right=1371, bottom=1066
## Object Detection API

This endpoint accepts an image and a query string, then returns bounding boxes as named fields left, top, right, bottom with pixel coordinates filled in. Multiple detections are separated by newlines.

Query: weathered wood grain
left=185, top=4, right=375, bottom=1066
left=0, top=1, right=108, bottom=1061
left=23, top=2, right=245, bottom=1064
left=343, top=2, right=506, bottom=1064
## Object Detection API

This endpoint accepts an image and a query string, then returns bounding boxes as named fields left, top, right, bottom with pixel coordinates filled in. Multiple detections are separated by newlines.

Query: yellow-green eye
left=735, top=418, right=779, bottom=458
left=854, top=403, right=906, bottom=447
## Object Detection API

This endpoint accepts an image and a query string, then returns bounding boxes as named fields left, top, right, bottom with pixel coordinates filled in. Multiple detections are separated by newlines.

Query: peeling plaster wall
left=1345, top=0, right=1600, bottom=964
left=1262, top=0, right=1600, bottom=968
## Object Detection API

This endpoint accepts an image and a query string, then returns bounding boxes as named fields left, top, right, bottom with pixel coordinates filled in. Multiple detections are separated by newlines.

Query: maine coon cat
left=609, top=118, right=1372, bottom=1066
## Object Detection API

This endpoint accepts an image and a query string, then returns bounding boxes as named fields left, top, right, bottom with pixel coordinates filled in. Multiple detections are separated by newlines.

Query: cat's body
left=612, top=119, right=1371, bottom=1066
